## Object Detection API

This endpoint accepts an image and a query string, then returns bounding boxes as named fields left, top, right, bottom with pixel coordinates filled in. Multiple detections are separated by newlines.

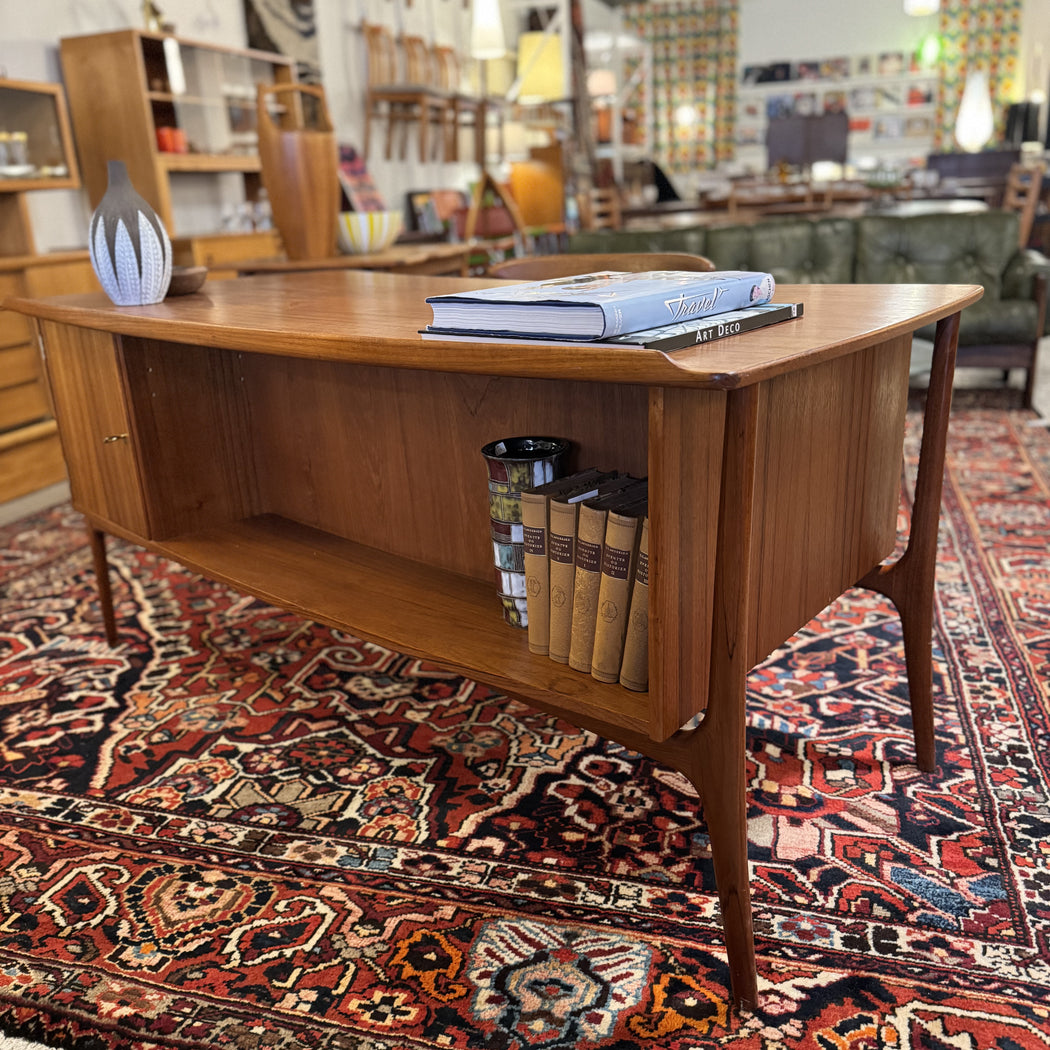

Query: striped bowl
left=336, top=210, right=404, bottom=254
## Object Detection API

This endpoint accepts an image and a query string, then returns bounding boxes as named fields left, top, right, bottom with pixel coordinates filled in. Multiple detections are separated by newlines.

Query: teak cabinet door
left=38, top=320, right=149, bottom=537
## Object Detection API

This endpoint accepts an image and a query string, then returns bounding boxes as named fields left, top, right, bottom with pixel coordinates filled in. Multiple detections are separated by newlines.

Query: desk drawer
left=0, top=379, right=49, bottom=432
left=0, top=273, right=31, bottom=349
left=0, top=344, right=40, bottom=390
left=0, top=420, right=65, bottom=503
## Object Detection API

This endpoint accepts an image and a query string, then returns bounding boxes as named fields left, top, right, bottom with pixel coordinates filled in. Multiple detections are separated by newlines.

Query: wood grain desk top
left=7, top=273, right=982, bottom=389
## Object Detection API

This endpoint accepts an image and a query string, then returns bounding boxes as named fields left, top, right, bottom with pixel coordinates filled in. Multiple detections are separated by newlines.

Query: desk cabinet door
left=38, top=320, right=150, bottom=537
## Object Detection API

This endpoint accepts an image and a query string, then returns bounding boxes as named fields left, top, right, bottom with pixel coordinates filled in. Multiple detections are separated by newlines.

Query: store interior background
left=5, top=0, right=1050, bottom=256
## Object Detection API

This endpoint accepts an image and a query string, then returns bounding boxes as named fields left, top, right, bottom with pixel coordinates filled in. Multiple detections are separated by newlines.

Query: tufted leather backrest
left=568, top=225, right=709, bottom=257
left=704, top=218, right=857, bottom=283
left=855, top=212, right=1021, bottom=301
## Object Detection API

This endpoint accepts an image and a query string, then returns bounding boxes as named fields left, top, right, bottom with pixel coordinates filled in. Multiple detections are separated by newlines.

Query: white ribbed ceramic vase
left=89, top=160, right=172, bottom=306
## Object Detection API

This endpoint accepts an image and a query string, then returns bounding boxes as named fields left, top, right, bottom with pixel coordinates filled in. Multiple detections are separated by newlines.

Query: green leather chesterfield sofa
left=569, top=211, right=1049, bottom=406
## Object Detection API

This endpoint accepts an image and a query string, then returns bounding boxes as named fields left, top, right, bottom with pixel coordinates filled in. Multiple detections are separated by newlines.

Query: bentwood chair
left=432, top=45, right=480, bottom=164
left=486, top=251, right=716, bottom=280
left=362, top=23, right=449, bottom=162
left=1001, top=161, right=1046, bottom=248
left=579, top=185, right=624, bottom=231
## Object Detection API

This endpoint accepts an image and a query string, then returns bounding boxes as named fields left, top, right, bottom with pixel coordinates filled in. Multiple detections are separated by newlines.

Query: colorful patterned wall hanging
left=934, top=0, right=1021, bottom=151
left=622, top=0, right=738, bottom=174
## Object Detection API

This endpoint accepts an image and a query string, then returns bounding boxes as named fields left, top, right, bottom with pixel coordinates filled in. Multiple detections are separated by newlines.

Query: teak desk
left=7, top=274, right=982, bottom=1010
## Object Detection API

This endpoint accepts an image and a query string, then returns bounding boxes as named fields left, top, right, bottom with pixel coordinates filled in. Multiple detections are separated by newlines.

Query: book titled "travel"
left=424, top=269, right=778, bottom=340
left=423, top=301, right=803, bottom=351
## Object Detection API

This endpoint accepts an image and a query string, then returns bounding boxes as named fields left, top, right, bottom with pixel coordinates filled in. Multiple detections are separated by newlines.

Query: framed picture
left=824, top=90, right=848, bottom=114
left=874, top=115, right=903, bottom=139
left=337, top=145, right=386, bottom=212
left=851, top=86, right=877, bottom=111
left=878, top=51, right=905, bottom=76
left=766, top=94, right=795, bottom=119
left=820, top=57, right=850, bottom=80
left=794, top=91, right=818, bottom=116
left=875, top=85, right=903, bottom=109
left=907, top=82, right=936, bottom=106
left=905, top=115, right=934, bottom=138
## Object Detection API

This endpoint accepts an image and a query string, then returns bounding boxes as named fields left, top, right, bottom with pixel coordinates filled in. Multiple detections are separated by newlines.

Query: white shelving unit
left=735, top=58, right=938, bottom=173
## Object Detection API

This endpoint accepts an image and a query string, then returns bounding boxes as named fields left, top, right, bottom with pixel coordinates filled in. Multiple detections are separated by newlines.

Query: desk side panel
left=239, top=357, right=650, bottom=581
left=748, top=336, right=912, bottom=666
left=37, top=320, right=149, bottom=536
left=648, top=386, right=726, bottom=739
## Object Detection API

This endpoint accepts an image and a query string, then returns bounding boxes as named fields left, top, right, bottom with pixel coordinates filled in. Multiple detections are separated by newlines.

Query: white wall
left=738, top=0, right=939, bottom=63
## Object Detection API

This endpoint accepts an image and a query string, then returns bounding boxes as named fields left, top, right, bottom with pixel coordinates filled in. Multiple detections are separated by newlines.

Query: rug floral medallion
left=1, top=408, right=1049, bottom=1049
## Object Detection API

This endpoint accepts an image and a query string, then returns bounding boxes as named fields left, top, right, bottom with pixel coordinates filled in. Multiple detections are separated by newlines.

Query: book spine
left=521, top=493, right=551, bottom=655
left=547, top=499, right=579, bottom=664
left=602, top=272, right=776, bottom=336
left=590, top=508, right=644, bottom=684
left=618, top=517, right=650, bottom=692
left=647, top=302, right=800, bottom=351
left=567, top=503, right=608, bottom=673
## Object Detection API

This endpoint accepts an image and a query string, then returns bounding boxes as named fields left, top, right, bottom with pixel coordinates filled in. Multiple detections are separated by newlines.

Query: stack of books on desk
left=521, top=469, right=651, bottom=691
left=421, top=269, right=802, bottom=351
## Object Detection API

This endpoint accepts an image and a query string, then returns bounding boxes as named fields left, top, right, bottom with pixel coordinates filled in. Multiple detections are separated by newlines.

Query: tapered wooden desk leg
left=858, top=312, right=960, bottom=773
left=86, top=526, right=118, bottom=647
left=696, top=383, right=761, bottom=1011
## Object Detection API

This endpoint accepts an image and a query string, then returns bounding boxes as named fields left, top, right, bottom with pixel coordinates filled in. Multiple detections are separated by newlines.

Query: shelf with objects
left=59, top=29, right=297, bottom=273
left=734, top=50, right=940, bottom=176
left=0, top=76, right=99, bottom=503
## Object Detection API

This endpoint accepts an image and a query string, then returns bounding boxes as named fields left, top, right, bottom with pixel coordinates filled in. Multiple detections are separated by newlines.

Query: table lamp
left=955, top=70, right=994, bottom=153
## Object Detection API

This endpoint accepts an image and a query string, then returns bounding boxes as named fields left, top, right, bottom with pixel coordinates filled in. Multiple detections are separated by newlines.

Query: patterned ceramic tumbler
left=481, top=436, right=570, bottom=627
left=89, top=160, right=172, bottom=306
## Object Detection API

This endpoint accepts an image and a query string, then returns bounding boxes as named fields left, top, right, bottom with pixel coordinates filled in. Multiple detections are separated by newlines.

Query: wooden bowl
left=166, top=265, right=208, bottom=296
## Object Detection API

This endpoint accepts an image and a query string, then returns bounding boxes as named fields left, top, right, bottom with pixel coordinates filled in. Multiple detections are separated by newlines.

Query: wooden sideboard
left=5, top=273, right=980, bottom=1008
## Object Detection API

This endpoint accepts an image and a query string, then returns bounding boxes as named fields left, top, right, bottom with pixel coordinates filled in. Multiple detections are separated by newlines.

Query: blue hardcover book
left=425, top=269, right=777, bottom=339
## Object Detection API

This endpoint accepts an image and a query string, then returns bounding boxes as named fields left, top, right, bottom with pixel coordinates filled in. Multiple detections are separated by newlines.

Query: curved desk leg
left=582, top=383, right=762, bottom=1011
left=86, top=525, right=118, bottom=647
left=857, top=311, right=960, bottom=773
left=651, top=384, right=760, bottom=1010
left=694, top=382, right=761, bottom=1010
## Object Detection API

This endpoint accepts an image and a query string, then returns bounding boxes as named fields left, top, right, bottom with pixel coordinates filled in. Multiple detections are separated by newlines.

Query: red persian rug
left=1, top=406, right=1050, bottom=1049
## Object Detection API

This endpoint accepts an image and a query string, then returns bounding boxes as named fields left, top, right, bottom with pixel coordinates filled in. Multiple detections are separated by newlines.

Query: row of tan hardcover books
left=521, top=469, right=649, bottom=691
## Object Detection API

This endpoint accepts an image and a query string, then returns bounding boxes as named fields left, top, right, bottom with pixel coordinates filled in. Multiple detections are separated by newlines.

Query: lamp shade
left=904, top=0, right=938, bottom=14
left=471, top=0, right=506, bottom=60
left=587, top=69, right=617, bottom=99
left=516, top=31, right=565, bottom=103
left=955, top=70, right=994, bottom=152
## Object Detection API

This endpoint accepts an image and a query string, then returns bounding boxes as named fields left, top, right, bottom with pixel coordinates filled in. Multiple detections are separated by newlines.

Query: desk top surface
left=8, top=271, right=982, bottom=389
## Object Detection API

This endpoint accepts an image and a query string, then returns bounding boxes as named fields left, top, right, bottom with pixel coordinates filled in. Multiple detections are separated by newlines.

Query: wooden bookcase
left=0, top=78, right=97, bottom=504
left=59, top=29, right=295, bottom=257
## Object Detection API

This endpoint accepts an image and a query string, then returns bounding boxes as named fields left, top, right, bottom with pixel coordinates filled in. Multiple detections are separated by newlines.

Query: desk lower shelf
left=152, top=514, right=651, bottom=737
